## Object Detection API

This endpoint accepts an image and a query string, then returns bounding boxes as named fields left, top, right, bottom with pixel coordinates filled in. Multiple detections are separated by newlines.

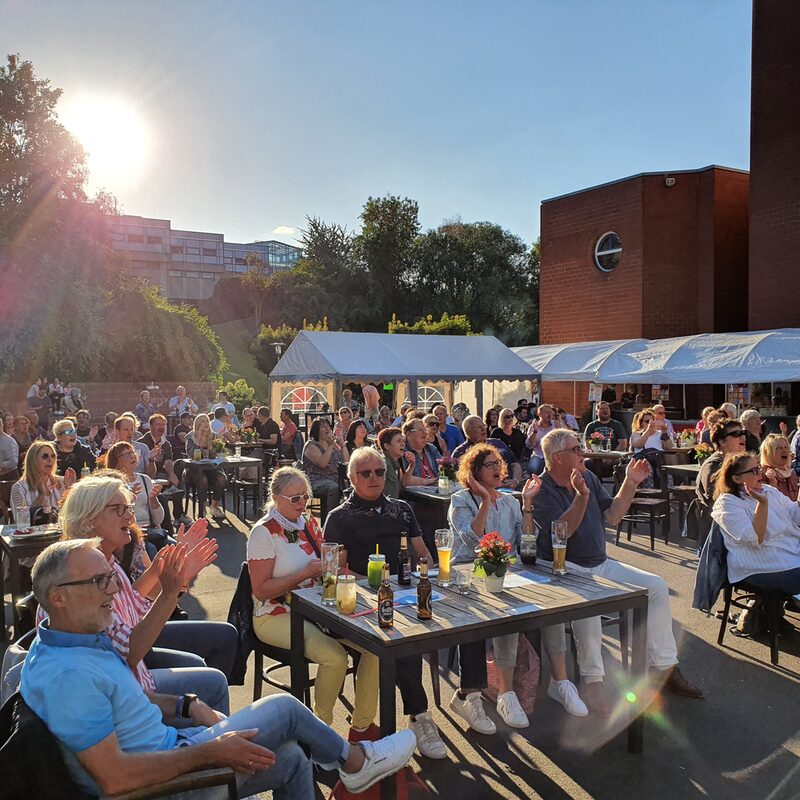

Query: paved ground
left=5, top=507, right=800, bottom=799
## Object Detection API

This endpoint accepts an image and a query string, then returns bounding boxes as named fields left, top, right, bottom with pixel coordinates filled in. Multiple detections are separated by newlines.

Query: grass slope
left=212, top=316, right=269, bottom=399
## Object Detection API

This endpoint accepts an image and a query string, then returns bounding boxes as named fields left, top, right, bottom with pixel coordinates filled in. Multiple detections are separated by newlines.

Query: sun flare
left=59, top=94, right=153, bottom=191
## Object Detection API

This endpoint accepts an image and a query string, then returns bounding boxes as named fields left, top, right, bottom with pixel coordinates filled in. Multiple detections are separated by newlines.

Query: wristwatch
left=178, top=693, right=198, bottom=718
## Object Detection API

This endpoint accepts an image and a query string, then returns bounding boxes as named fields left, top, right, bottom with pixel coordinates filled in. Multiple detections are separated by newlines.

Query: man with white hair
left=451, top=416, right=521, bottom=487
left=20, top=538, right=415, bottom=799
left=525, top=404, right=564, bottom=475
left=533, top=429, right=703, bottom=713
left=651, top=404, right=675, bottom=439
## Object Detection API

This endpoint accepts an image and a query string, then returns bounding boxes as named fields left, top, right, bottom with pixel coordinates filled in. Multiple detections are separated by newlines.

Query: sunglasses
left=725, top=430, right=746, bottom=438
left=106, top=502, right=136, bottom=517
left=60, top=429, right=77, bottom=436
left=57, top=572, right=118, bottom=591
left=735, top=465, right=762, bottom=476
left=40, top=452, right=55, bottom=460
left=280, top=492, right=310, bottom=503
left=356, top=468, right=386, bottom=479
left=655, top=411, right=666, bottom=416
left=426, top=422, right=440, bottom=428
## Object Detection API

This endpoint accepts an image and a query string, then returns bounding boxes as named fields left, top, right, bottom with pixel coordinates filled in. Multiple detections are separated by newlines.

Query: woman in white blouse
left=711, top=452, right=800, bottom=593
left=247, top=467, right=380, bottom=740
left=10, top=440, right=74, bottom=525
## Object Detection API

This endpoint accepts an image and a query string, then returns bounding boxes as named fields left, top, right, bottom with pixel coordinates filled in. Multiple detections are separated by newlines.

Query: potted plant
left=240, top=428, right=257, bottom=444
left=210, top=438, right=227, bottom=458
left=474, top=531, right=515, bottom=593
left=693, top=443, right=713, bottom=464
left=436, top=455, right=458, bottom=492
left=586, top=431, right=605, bottom=452
left=677, top=429, right=697, bottom=448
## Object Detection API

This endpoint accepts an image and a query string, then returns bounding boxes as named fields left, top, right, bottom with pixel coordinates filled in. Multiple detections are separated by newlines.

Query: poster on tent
left=588, top=383, right=602, bottom=403
left=651, top=385, right=669, bottom=403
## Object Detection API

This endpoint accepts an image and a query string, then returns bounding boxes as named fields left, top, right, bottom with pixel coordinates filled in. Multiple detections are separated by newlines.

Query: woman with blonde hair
left=10, top=440, right=75, bottom=526
left=185, top=413, right=227, bottom=518
left=58, top=474, right=233, bottom=713
left=248, top=466, right=380, bottom=740
left=760, top=434, right=798, bottom=501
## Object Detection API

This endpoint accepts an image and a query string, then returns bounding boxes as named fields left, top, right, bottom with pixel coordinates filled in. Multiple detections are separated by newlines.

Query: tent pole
left=683, top=384, right=687, bottom=418
left=573, top=381, right=576, bottom=416
left=475, top=379, right=484, bottom=417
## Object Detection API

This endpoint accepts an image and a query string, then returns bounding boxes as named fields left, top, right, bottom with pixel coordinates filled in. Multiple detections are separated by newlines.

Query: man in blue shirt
left=20, top=539, right=415, bottom=799
left=532, top=429, right=703, bottom=715
left=432, top=404, right=465, bottom=452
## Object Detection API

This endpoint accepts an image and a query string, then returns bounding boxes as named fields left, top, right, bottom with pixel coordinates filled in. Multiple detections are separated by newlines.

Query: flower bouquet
left=586, top=431, right=605, bottom=451
left=240, top=428, right=257, bottom=444
left=678, top=430, right=697, bottom=448
left=474, top=531, right=515, bottom=592
left=437, top=455, right=459, bottom=492
left=693, top=443, right=713, bottom=464
left=210, top=438, right=227, bottom=458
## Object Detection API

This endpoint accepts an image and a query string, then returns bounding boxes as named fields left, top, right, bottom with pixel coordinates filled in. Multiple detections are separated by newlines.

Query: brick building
left=748, top=0, right=800, bottom=329
left=539, top=166, right=749, bottom=414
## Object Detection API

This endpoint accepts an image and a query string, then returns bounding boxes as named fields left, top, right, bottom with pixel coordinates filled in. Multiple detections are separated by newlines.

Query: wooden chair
left=0, top=478, right=15, bottom=524
left=616, top=497, right=671, bottom=550
left=669, top=484, right=696, bottom=529
left=717, top=582, right=787, bottom=666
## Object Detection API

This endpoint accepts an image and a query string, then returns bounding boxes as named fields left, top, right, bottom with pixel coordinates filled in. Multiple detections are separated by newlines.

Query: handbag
left=483, top=634, right=540, bottom=714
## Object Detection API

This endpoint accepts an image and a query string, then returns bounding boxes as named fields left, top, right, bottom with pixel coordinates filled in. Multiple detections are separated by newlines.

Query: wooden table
left=176, top=456, right=263, bottom=519
left=290, top=566, right=647, bottom=799
left=0, top=524, right=61, bottom=641
left=662, top=463, right=701, bottom=482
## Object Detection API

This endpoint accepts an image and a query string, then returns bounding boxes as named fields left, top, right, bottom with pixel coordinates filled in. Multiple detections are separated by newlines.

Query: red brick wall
left=540, top=176, right=645, bottom=345
left=749, top=0, right=800, bottom=329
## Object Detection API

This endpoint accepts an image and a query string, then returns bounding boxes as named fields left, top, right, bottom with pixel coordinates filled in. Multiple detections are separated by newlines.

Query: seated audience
left=248, top=466, right=381, bottom=738
left=94, top=410, right=117, bottom=451
left=341, top=387, right=360, bottom=412
left=448, top=444, right=587, bottom=722
left=695, top=406, right=716, bottom=435
left=47, top=378, right=66, bottom=414
left=10, top=441, right=74, bottom=526
left=74, top=408, right=95, bottom=441
left=490, top=407, right=528, bottom=462
left=325, top=447, right=505, bottom=753
left=22, top=537, right=414, bottom=798
left=534, top=429, right=702, bottom=713
left=402, top=419, right=440, bottom=485
left=210, top=407, right=237, bottom=444
left=583, top=401, right=628, bottom=452
left=346, top=419, right=370, bottom=452
left=109, top=415, right=155, bottom=477
left=651, top=405, right=675, bottom=438
left=525, top=404, right=563, bottom=475
left=185, top=413, right=227, bottom=518
left=171, top=411, right=193, bottom=458
left=140, top=413, right=186, bottom=524
left=484, top=408, right=500, bottom=432
left=391, top=402, right=413, bottom=428
left=377, top=427, right=410, bottom=499
left=450, top=402, right=469, bottom=430
left=63, top=386, right=84, bottom=415
left=700, top=410, right=725, bottom=445
left=279, top=408, right=298, bottom=456
left=720, top=403, right=738, bottom=420
left=0, top=416, right=20, bottom=481
left=432, top=403, right=465, bottom=451
left=301, top=419, right=348, bottom=512
left=168, top=385, right=198, bottom=416
left=376, top=405, right=393, bottom=431
left=334, top=406, right=354, bottom=441
left=211, top=390, right=236, bottom=419
left=789, top=414, right=800, bottom=464
left=740, top=408, right=764, bottom=453
left=12, top=415, right=34, bottom=469
left=26, top=406, right=48, bottom=439
left=452, top=416, right=522, bottom=487
left=631, top=409, right=673, bottom=489
left=555, top=407, right=579, bottom=431
left=135, top=390, right=156, bottom=431
left=54, top=418, right=96, bottom=476
left=255, top=406, right=280, bottom=450
left=760, top=434, right=798, bottom=501
left=712, top=452, right=800, bottom=595
left=423, top=414, right=449, bottom=456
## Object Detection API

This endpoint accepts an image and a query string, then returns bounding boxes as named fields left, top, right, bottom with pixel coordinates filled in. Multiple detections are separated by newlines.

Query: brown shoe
left=348, top=723, right=381, bottom=743
left=581, top=681, right=614, bottom=716
left=652, top=666, right=704, bottom=699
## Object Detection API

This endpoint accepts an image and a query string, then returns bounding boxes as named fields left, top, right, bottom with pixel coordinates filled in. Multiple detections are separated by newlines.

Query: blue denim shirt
left=20, top=621, right=178, bottom=794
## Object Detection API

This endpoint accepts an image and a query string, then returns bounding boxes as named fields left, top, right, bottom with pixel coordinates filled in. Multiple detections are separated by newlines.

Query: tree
left=388, top=312, right=473, bottom=336
left=241, top=253, right=270, bottom=329
left=217, top=378, right=256, bottom=411
left=250, top=319, right=328, bottom=375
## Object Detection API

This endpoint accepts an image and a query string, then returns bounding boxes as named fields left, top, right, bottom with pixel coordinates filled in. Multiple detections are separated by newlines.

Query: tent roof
left=513, top=329, right=800, bottom=384
left=270, top=331, right=539, bottom=382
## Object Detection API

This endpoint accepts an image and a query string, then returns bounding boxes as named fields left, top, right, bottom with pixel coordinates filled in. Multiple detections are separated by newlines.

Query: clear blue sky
left=2, top=0, right=752, bottom=247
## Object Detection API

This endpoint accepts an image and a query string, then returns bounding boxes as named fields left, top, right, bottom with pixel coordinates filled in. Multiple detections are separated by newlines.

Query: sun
left=59, top=94, right=153, bottom=192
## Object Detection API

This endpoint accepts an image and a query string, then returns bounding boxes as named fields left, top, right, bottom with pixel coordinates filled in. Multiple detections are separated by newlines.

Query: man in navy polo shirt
left=20, top=539, right=414, bottom=799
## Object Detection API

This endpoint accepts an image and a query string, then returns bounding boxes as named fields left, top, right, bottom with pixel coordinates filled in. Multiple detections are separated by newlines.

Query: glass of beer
left=551, top=521, right=568, bottom=576
left=193, top=448, right=202, bottom=462
left=321, top=543, right=339, bottom=606
left=434, top=528, right=453, bottom=587
left=336, top=575, right=357, bottom=615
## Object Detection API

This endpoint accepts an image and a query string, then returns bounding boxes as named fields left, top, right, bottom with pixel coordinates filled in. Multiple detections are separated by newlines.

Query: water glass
left=321, top=543, right=339, bottom=606
left=14, top=505, right=30, bottom=529
left=452, top=566, right=472, bottom=595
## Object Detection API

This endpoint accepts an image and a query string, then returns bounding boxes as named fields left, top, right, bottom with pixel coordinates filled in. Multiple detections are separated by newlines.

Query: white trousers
left=567, top=558, right=679, bottom=680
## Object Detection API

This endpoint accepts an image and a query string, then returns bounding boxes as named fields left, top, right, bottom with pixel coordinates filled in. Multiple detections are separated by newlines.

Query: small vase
left=484, top=574, right=505, bottom=593
left=438, top=475, right=451, bottom=493
left=590, top=444, right=601, bottom=453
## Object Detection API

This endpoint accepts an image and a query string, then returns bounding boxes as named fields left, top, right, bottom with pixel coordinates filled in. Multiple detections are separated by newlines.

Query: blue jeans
left=745, top=568, right=800, bottom=595
left=528, top=455, right=545, bottom=476
left=180, top=694, right=349, bottom=799
left=151, top=664, right=230, bottom=717
left=154, top=620, right=237, bottom=679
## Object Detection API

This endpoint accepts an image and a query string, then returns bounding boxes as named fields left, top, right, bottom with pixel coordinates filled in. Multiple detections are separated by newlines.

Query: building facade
left=107, top=214, right=302, bottom=301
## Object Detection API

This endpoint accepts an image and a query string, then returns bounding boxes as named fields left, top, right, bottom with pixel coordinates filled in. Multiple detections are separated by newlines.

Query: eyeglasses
left=279, top=492, right=310, bottom=503
left=481, top=460, right=503, bottom=469
left=426, top=422, right=440, bottom=428
left=725, top=430, right=746, bottom=438
left=60, top=429, right=77, bottom=436
left=408, top=428, right=425, bottom=435
left=56, top=572, right=118, bottom=591
left=106, top=503, right=136, bottom=517
left=559, top=445, right=583, bottom=456
left=655, top=411, right=666, bottom=416
left=356, top=468, right=386, bottom=479
left=735, top=465, right=762, bottom=476
left=40, top=452, right=55, bottom=460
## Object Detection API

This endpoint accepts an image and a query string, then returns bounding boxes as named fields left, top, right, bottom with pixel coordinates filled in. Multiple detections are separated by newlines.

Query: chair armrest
left=104, top=767, right=237, bottom=800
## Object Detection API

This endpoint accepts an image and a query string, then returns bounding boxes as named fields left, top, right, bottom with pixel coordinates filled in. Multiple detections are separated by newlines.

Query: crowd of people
left=9, top=381, right=800, bottom=799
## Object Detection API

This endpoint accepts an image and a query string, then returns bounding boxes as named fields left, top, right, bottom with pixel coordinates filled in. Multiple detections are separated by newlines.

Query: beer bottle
left=417, top=557, right=432, bottom=620
left=377, top=565, right=394, bottom=629
left=397, top=532, right=411, bottom=586
left=80, top=467, right=91, bottom=480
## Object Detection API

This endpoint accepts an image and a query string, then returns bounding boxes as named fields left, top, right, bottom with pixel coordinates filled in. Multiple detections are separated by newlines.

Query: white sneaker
left=449, top=691, right=496, bottom=734
left=409, top=711, right=447, bottom=759
left=548, top=678, right=588, bottom=717
left=339, top=729, right=416, bottom=794
left=211, top=506, right=225, bottom=519
left=496, top=691, right=529, bottom=729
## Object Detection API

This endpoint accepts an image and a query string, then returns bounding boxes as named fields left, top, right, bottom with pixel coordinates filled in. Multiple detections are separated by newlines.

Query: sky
left=2, top=1, right=752, bottom=247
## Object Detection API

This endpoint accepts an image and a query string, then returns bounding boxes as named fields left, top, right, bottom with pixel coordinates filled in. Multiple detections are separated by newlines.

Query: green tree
left=250, top=319, right=328, bottom=375
left=241, top=253, right=270, bottom=329
left=217, top=378, right=256, bottom=411
left=388, top=312, right=473, bottom=335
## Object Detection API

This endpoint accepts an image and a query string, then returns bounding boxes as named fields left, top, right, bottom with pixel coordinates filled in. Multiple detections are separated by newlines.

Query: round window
left=594, top=232, right=622, bottom=273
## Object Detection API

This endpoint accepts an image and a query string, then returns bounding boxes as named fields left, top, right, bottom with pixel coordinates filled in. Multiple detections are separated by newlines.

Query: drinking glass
left=434, top=528, right=454, bottom=587
left=193, top=448, right=202, bottom=462
left=336, top=575, right=357, bottom=615
left=14, top=505, right=30, bottom=530
left=321, top=543, right=339, bottom=606
left=519, top=533, right=537, bottom=566
left=452, top=566, right=472, bottom=595
left=551, top=520, right=568, bottom=576
left=367, top=554, right=386, bottom=590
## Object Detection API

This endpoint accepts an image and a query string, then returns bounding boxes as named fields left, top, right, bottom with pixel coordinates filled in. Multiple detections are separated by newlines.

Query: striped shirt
left=711, top=485, right=800, bottom=583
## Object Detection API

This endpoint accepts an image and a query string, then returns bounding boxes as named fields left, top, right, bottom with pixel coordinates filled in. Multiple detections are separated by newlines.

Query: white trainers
left=449, top=691, right=496, bottom=734
left=409, top=711, right=447, bottom=759
left=496, top=691, right=529, bottom=729
left=339, top=729, right=416, bottom=794
left=210, top=506, right=225, bottom=519
left=548, top=678, right=588, bottom=717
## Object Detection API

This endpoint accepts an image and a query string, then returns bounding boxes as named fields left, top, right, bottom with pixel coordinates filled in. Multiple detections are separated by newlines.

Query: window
left=168, top=270, right=182, bottom=277
left=171, top=245, right=184, bottom=255
left=202, top=272, right=215, bottom=279
left=594, top=232, right=622, bottom=273
left=235, top=257, right=246, bottom=266
left=187, top=247, right=200, bottom=255
left=146, top=235, right=163, bottom=245
left=184, top=271, right=200, bottom=278
left=202, top=247, right=217, bottom=256
left=127, top=234, right=144, bottom=243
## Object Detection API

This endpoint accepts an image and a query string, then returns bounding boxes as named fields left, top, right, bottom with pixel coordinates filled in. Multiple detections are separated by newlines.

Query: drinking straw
left=345, top=563, right=349, bottom=578
left=375, top=544, right=379, bottom=556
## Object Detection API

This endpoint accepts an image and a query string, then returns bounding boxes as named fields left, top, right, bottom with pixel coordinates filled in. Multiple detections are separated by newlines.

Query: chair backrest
left=292, top=430, right=305, bottom=460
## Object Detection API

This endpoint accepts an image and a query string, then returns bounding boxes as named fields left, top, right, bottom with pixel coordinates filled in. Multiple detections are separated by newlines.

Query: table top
left=402, top=485, right=521, bottom=504
left=1, top=524, right=61, bottom=551
left=582, top=450, right=629, bottom=459
left=662, top=463, right=701, bottom=476
left=177, top=455, right=262, bottom=467
left=291, top=565, right=646, bottom=648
